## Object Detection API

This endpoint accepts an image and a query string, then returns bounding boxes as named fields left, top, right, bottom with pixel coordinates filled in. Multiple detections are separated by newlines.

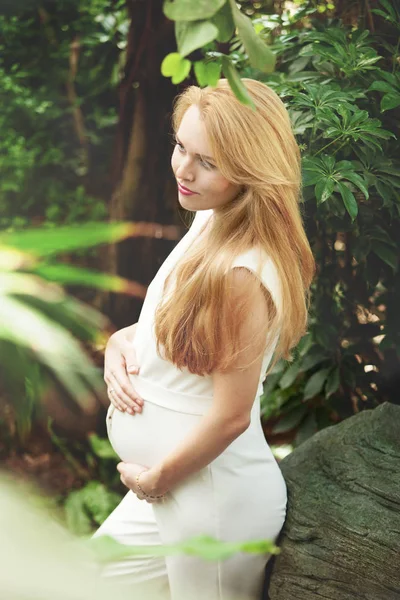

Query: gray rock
left=265, top=402, right=400, bottom=600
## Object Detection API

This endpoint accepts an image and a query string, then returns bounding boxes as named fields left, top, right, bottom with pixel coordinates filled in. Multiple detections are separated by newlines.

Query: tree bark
left=104, top=0, right=184, bottom=327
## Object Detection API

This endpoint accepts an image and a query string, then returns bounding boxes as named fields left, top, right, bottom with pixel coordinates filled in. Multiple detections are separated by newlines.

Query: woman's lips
left=177, top=182, right=198, bottom=196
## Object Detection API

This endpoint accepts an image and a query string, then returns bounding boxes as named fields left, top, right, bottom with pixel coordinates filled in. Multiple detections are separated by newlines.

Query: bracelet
left=136, top=470, right=166, bottom=501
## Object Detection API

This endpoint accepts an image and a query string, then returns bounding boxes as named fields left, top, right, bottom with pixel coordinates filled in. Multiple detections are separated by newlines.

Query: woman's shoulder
left=230, top=246, right=282, bottom=312
left=231, top=245, right=275, bottom=272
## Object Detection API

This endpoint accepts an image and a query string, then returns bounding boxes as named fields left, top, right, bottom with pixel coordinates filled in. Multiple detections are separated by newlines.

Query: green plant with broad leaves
left=0, top=222, right=138, bottom=439
left=240, top=2, right=400, bottom=444
left=58, top=428, right=124, bottom=535
left=161, top=0, right=276, bottom=107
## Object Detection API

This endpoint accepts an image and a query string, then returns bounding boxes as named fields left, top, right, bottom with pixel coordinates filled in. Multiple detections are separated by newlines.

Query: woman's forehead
left=177, top=105, right=213, bottom=157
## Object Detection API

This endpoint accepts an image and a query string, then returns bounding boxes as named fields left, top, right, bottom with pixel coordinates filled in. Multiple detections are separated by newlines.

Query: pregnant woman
left=93, top=79, right=315, bottom=600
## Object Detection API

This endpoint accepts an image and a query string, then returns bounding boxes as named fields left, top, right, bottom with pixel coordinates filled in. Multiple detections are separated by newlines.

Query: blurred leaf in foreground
left=0, top=473, right=279, bottom=600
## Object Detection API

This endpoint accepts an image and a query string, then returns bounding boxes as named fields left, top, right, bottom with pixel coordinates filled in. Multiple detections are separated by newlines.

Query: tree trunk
left=104, top=0, right=184, bottom=328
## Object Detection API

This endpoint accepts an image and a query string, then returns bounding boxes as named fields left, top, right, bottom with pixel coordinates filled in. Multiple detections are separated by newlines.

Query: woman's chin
left=177, top=193, right=195, bottom=208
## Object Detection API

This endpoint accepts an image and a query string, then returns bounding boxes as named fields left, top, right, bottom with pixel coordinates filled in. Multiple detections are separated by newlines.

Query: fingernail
left=127, top=365, right=139, bottom=373
left=128, top=408, right=134, bottom=415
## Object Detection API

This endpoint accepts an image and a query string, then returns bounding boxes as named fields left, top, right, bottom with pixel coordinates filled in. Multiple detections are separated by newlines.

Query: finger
left=105, top=372, right=136, bottom=413
left=109, top=371, right=144, bottom=414
left=107, top=386, right=127, bottom=412
left=108, top=384, right=132, bottom=414
left=118, top=366, right=144, bottom=405
left=122, top=347, right=140, bottom=375
left=104, top=375, right=126, bottom=411
left=117, top=377, right=144, bottom=412
left=108, top=378, right=140, bottom=415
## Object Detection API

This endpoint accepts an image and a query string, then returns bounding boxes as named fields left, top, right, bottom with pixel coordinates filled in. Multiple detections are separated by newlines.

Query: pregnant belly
left=106, top=400, right=201, bottom=467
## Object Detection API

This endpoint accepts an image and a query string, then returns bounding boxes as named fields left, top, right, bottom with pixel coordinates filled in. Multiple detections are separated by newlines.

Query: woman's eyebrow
left=175, top=134, right=215, bottom=161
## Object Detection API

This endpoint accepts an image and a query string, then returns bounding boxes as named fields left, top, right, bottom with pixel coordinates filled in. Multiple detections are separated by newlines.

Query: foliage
left=0, top=0, right=128, bottom=227
left=0, top=222, right=138, bottom=439
left=248, top=2, right=400, bottom=445
left=89, top=530, right=279, bottom=562
left=52, top=425, right=123, bottom=535
left=161, top=0, right=276, bottom=107
left=65, top=481, right=121, bottom=535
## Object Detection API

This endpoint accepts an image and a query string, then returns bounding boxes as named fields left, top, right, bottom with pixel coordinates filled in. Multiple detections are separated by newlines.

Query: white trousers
left=92, top=402, right=287, bottom=600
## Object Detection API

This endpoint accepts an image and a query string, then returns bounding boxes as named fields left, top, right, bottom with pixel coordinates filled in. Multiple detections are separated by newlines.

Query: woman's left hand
left=117, top=462, right=166, bottom=503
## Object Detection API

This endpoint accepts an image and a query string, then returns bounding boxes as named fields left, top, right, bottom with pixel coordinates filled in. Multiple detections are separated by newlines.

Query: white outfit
left=93, top=209, right=287, bottom=600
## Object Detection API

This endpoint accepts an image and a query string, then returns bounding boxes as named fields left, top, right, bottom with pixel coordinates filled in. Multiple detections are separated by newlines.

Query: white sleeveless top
left=130, top=208, right=282, bottom=416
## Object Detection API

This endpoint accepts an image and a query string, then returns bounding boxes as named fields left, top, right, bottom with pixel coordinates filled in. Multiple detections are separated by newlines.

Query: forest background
left=0, top=0, right=399, bottom=539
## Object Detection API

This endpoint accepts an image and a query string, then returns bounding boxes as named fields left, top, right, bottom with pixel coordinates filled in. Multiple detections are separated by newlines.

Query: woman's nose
left=176, top=157, right=194, bottom=182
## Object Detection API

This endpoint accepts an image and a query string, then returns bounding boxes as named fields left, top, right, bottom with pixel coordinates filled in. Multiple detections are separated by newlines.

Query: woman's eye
left=200, top=158, right=215, bottom=169
left=175, top=141, right=185, bottom=152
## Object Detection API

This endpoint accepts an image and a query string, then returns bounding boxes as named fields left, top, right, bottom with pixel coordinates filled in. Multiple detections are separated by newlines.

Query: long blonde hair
left=154, top=79, right=315, bottom=376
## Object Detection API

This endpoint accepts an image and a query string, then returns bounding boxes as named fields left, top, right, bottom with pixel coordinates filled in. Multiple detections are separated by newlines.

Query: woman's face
left=171, top=104, right=241, bottom=213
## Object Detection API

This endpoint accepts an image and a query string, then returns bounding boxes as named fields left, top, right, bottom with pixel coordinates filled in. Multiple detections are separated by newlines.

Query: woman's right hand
left=104, top=328, right=144, bottom=415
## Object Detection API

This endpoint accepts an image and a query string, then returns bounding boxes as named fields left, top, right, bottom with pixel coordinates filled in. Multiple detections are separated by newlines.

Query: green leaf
left=372, top=241, right=398, bottom=270
left=195, top=61, right=222, bottom=87
left=228, top=0, right=275, bottom=73
left=315, top=177, right=334, bottom=204
left=271, top=405, right=307, bottom=434
left=320, top=154, right=335, bottom=173
left=335, top=160, right=355, bottom=172
left=205, top=62, right=221, bottom=87
left=381, top=93, right=400, bottom=112
left=302, top=157, right=326, bottom=174
left=64, top=491, right=92, bottom=536
left=65, top=482, right=121, bottom=535
left=0, top=223, right=137, bottom=258
left=342, top=172, right=369, bottom=199
left=288, top=56, right=310, bottom=74
left=337, top=181, right=358, bottom=221
left=194, top=60, right=209, bottom=87
left=280, top=362, right=301, bottom=389
left=297, top=333, right=314, bottom=357
left=0, top=295, right=101, bottom=413
left=302, top=171, right=323, bottom=187
left=161, top=52, right=183, bottom=76
left=377, top=0, right=398, bottom=21
left=161, top=52, right=191, bottom=83
left=88, top=433, right=119, bottom=460
left=303, top=368, right=331, bottom=401
left=221, top=57, right=255, bottom=109
left=175, top=20, right=218, bottom=57
left=375, top=180, right=393, bottom=203
left=163, top=0, right=226, bottom=21
left=368, top=226, right=396, bottom=246
left=301, top=349, right=329, bottom=372
left=368, top=81, right=396, bottom=94
left=325, top=367, right=340, bottom=398
left=211, top=1, right=235, bottom=42
left=32, top=264, right=139, bottom=295
left=90, top=532, right=279, bottom=563
left=294, top=411, right=317, bottom=446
